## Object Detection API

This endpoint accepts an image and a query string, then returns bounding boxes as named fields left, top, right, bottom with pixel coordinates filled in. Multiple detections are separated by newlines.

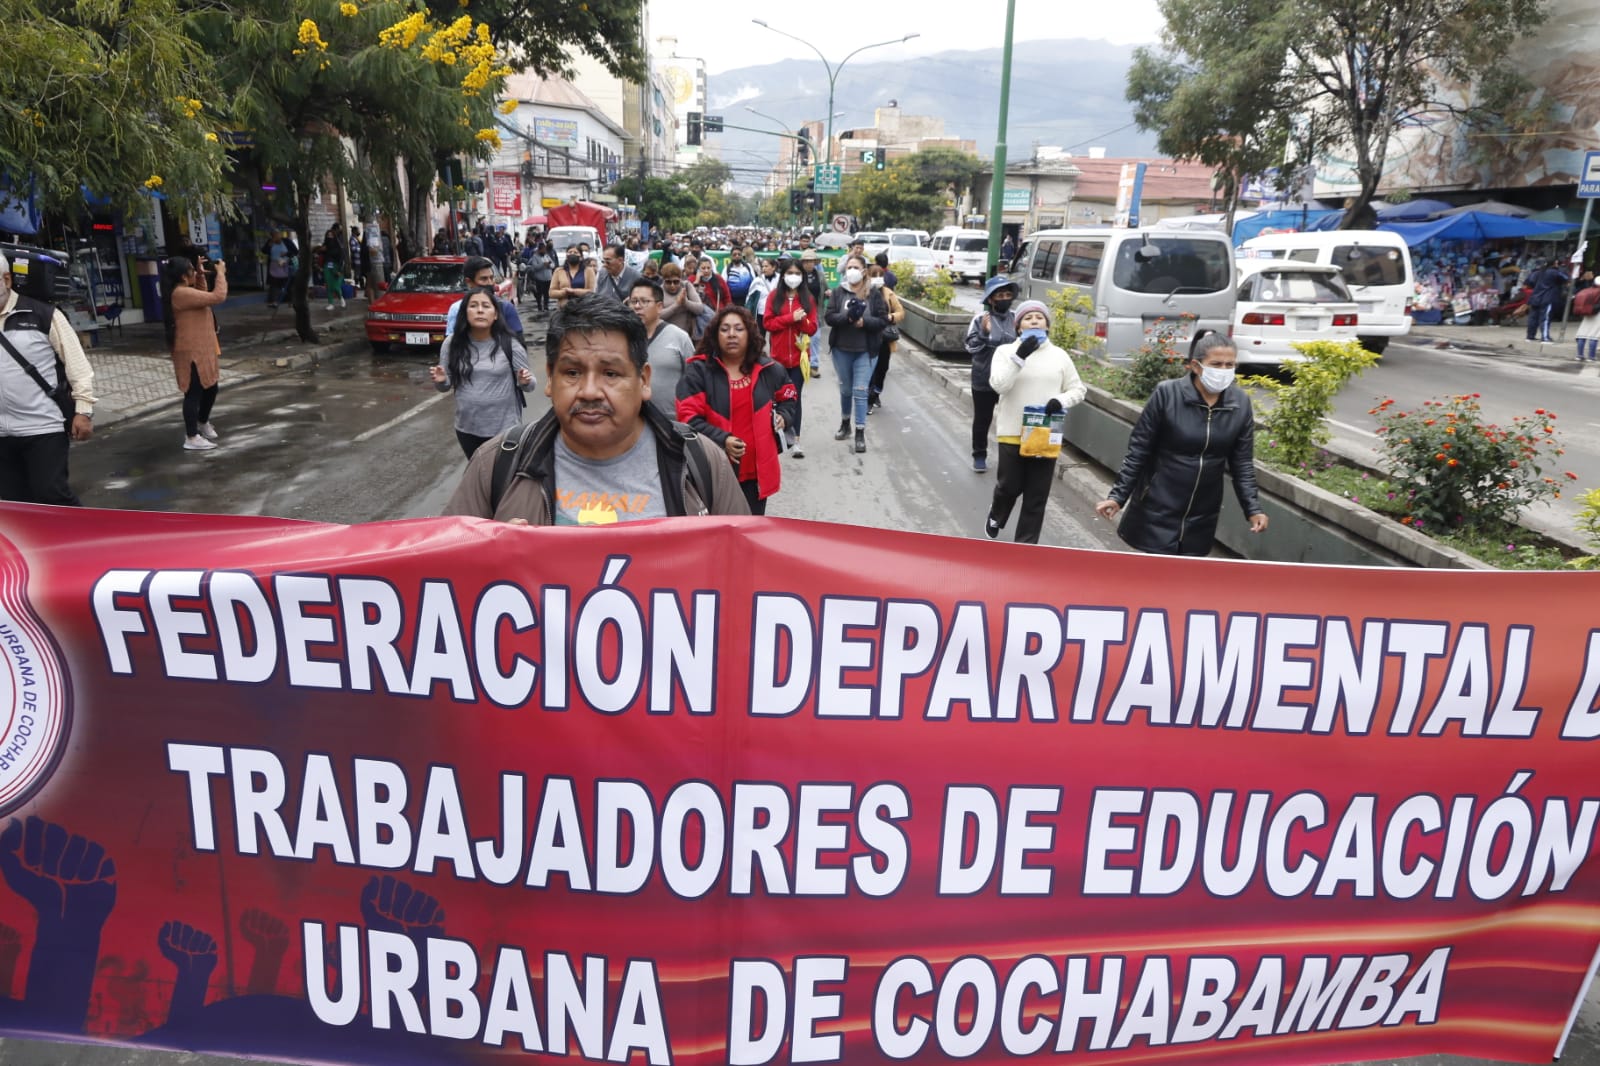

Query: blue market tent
left=1231, top=208, right=1344, bottom=244
left=1376, top=210, right=1577, bottom=246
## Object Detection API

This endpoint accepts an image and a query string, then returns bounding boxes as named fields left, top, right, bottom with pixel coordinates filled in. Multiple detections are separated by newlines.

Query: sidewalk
left=1405, top=318, right=1592, bottom=368
left=82, top=293, right=371, bottom=429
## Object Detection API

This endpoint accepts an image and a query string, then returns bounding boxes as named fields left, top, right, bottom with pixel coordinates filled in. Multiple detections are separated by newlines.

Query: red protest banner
left=0, top=502, right=1597, bottom=1066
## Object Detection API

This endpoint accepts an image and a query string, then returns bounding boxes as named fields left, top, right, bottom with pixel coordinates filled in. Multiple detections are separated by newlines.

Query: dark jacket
left=442, top=402, right=749, bottom=522
left=676, top=353, right=800, bottom=501
left=823, top=284, right=888, bottom=352
left=963, top=308, right=1018, bottom=393
left=1529, top=266, right=1568, bottom=309
left=1108, top=374, right=1263, bottom=557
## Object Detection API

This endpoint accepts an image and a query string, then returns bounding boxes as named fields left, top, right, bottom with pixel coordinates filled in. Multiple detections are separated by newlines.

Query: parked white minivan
left=1017, top=228, right=1237, bottom=358
left=1236, top=230, right=1413, bottom=353
left=930, top=228, right=990, bottom=283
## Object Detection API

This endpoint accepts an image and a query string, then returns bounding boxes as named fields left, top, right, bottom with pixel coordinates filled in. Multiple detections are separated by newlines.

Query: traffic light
left=875, top=151, right=886, bottom=172
left=686, top=112, right=702, bottom=146
left=797, top=133, right=812, bottom=166
left=789, top=189, right=804, bottom=212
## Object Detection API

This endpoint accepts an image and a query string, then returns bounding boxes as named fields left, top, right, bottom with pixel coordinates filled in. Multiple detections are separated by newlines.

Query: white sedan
left=1232, top=263, right=1361, bottom=366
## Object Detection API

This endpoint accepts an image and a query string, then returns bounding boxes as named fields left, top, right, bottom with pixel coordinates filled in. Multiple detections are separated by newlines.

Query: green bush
left=1241, top=339, right=1380, bottom=468
left=1118, top=315, right=1193, bottom=400
left=1373, top=394, right=1575, bottom=532
left=1044, top=288, right=1104, bottom=357
left=1569, top=487, right=1600, bottom=569
left=917, top=268, right=955, bottom=312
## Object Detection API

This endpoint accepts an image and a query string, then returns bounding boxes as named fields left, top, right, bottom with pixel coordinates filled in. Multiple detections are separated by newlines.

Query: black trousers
left=740, top=478, right=767, bottom=515
left=532, top=278, right=551, bottom=311
left=784, top=365, right=805, bottom=438
left=182, top=363, right=219, bottom=437
left=0, top=432, right=80, bottom=506
left=869, top=338, right=892, bottom=404
left=971, top=389, right=999, bottom=459
left=989, top=443, right=1056, bottom=544
left=456, top=430, right=493, bottom=460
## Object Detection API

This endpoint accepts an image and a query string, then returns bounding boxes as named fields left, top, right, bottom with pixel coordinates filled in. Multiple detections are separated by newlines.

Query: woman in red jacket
left=695, top=257, right=733, bottom=314
left=762, top=257, right=817, bottom=457
left=677, top=306, right=799, bottom=515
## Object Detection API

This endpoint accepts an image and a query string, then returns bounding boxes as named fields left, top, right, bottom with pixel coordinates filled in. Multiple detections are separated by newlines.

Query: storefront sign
left=0, top=504, right=1597, bottom=1066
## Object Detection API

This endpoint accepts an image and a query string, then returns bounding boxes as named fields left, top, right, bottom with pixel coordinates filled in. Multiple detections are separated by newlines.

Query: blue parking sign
left=1579, top=151, right=1600, bottom=198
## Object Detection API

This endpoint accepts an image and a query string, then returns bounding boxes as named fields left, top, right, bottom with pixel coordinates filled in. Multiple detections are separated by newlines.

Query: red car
left=364, top=256, right=515, bottom=353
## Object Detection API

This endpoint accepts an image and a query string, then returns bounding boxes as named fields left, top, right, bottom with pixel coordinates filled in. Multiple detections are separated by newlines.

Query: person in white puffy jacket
left=983, top=299, right=1086, bottom=544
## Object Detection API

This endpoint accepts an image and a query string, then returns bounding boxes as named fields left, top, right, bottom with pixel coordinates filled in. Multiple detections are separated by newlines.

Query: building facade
left=491, top=74, right=628, bottom=226
left=656, top=39, right=707, bottom=170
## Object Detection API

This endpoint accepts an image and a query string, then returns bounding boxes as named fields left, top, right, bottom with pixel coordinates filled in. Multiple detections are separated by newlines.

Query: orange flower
left=1535, top=408, right=1545, bottom=415
left=1509, top=460, right=1520, bottom=469
left=1566, top=471, right=1579, bottom=480
left=1424, top=419, right=1436, bottom=426
left=1448, top=459, right=1458, bottom=466
left=1435, top=453, right=1446, bottom=461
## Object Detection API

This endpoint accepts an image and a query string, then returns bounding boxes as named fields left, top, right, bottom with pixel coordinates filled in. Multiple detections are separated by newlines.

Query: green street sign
left=813, top=163, right=842, bottom=194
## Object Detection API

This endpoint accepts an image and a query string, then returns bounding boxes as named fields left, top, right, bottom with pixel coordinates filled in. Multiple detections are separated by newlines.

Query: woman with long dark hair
left=430, top=286, right=534, bottom=459
left=164, top=255, right=229, bottom=451
left=762, top=257, right=817, bottom=456
left=676, top=305, right=799, bottom=515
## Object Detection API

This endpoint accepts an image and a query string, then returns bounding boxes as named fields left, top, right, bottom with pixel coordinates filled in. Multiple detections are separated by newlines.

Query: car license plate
left=1295, top=317, right=1318, bottom=330
left=405, top=331, right=431, bottom=346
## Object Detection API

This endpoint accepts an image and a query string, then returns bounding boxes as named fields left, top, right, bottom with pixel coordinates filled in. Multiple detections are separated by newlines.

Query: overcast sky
left=649, top=0, right=1167, bottom=74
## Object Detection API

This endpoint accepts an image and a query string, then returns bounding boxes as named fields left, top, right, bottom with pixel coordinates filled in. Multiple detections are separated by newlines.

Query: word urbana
left=92, top=563, right=1600, bottom=733
left=299, top=923, right=1451, bottom=1062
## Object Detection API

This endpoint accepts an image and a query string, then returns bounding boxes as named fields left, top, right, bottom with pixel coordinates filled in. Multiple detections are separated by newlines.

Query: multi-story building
left=968, top=153, right=1222, bottom=240
left=567, top=21, right=679, bottom=186
left=830, top=105, right=977, bottom=175
left=656, top=39, right=707, bottom=171
left=489, top=73, right=629, bottom=226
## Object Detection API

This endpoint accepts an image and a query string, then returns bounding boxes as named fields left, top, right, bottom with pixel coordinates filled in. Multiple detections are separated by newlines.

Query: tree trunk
left=403, top=155, right=434, bottom=256
left=291, top=193, right=317, bottom=343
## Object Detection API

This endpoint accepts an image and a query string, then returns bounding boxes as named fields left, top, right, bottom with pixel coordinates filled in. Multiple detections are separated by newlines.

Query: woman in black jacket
left=1094, top=332, right=1268, bottom=555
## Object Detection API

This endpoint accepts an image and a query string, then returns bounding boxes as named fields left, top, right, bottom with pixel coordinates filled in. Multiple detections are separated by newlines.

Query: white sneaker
left=790, top=444, right=805, bottom=458
left=183, top=435, right=216, bottom=451
left=325, top=304, right=335, bottom=312
left=198, top=422, right=219, bottom=440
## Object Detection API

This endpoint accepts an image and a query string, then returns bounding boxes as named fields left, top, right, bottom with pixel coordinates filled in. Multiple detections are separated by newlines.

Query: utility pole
left=985, top=0, right=1016, bottom=278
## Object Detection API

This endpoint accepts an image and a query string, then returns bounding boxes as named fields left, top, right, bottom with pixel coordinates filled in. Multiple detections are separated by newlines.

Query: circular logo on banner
left=0, top=536, right=72, bottom=816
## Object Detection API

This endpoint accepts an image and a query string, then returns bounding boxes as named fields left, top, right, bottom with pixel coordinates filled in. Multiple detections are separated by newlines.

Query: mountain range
left=702, top=38, right=1160, bottom=190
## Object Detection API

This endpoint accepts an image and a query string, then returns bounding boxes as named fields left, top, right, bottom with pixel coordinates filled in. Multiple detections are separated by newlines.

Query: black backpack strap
left=0, top=331, right=57, bottom=398
left=489, top=423, right=538, bottom=515
left=674, top=423, right=715, bottom=513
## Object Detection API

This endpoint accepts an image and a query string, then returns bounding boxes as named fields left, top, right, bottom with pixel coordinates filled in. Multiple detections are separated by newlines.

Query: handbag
left=0, top=331, right=74, bottom=433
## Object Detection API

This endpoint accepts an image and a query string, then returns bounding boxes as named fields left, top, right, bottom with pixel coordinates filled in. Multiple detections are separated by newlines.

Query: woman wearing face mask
left=746, top=257, right=779, bottom=333
left=696, top=257, right=733, bottom=314
left=430, top=286, right=534, bottom=460
left=982, top=300, right=1085, bottom=544
left=677, top=306, right=799, bottom=515
left=822, top=254, right=888, bottom=454
left=550, top=247, right=595, bottom=308
left=1094, top=331, right=1268, bottom=556
left=763, top=258, right=818, bottom=457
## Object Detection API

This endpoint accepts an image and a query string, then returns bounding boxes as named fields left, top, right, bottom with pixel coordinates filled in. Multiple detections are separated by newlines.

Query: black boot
left=834, top=419, right=850, bottom=441
left=854, top=427, right=866, bottom=454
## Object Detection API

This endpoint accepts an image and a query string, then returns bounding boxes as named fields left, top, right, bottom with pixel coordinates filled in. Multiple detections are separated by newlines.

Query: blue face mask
left=1021, top=329, right=1048, bottom=343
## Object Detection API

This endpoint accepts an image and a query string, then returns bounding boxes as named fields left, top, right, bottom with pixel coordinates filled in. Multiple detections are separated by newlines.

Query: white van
left=1018, top=228, right=1236, bottom=358
left=930, top=228, right=990, bottom=283
left=1236, top=230, right=1413, bottom=353
left=546, top=225, right=603, bottom=257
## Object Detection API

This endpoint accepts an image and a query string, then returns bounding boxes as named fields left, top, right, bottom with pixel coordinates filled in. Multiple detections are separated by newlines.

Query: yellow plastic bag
left=799, top=334, right=811, bottom=381
left=1019, top=405, right=1066, bottom=458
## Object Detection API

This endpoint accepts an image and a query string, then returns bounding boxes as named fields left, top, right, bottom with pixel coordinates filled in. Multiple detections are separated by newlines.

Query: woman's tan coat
left=170, top=270, right=228, bottom=391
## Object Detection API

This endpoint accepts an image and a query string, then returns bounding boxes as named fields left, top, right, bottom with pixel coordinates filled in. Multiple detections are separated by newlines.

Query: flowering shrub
left=1373, top=394, right=1574, bottom=529
left=1569, top=487, right=1600, bottom=570
left=1045, top=287, right=1104, bottom=357
left=1118, top=314, right=1194, bottom=400
left=1243, top=339, right=1379, bottom=468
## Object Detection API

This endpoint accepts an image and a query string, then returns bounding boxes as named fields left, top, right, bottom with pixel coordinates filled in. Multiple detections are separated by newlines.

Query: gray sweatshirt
left=436, top=334, right=533, bottom=437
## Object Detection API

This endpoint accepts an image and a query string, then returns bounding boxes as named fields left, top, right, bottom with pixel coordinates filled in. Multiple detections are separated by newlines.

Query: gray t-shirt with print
left=437, top=335, right=530, bottom=437
left=646, top=321, right=696, bottom=418
left=552, top=429, right=670, bottom=525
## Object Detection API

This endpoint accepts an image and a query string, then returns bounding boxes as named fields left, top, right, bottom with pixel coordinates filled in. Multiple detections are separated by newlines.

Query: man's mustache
left=569, top=402, right=613, bottom=416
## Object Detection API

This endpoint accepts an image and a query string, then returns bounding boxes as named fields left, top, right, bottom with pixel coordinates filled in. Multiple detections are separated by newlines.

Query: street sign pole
left=1562, top=151, right=1600, bottom=341
left=984, top=0, right=1017, bottom=278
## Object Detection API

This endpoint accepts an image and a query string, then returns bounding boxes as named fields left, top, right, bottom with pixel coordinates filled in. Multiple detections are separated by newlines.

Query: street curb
left=95, top=336, right=369, bottom=432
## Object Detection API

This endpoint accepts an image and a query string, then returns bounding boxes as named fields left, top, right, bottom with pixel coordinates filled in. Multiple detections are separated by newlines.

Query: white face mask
left=1199, top=366, right=1235, bottom=393
left=844, top=267, right=864, bottom=286
left=783, top=274, right=802, bottom=288
left=869, top=277, right=885, bottom=289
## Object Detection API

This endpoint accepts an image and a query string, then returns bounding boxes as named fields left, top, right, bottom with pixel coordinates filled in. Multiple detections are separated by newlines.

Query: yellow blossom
left=378, top=11, right=427, bottom=49
left=498, top=98, right=518, bottom=114
left=475, top=128, right=501, bottom=148
left=144, top=175, right=164, bottom=189
left=204, top=131, right=219, bottom=142
left=297, top=18, right=328, bottom=51
left=340, top=2, right=359, bottom=15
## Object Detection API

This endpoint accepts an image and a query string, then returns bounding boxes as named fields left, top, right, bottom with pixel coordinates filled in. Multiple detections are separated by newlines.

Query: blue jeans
left=833, top=348, right=876, bottom=426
